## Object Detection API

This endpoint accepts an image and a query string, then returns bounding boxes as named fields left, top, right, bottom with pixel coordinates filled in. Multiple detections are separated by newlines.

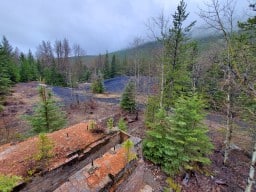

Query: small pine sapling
left=0, top=174, right=22, bottom=192
left=35, top=133, right=54, bottom=162
left=107, top=118, right=114, bottom=130
left=91, top=75, right=104, bottom=94
left=88, top=120, right=96, bottom=130
left=164, top=177, right=181, bottom=192
left=120, top=81, right=136, bottom=113
left=118, top=118, right=127, bottom=132
left=28, top=85, right=66, bottom=133
left=27, top=133, right=54, bottom=176
left=122, top=139, right=136, bottom=163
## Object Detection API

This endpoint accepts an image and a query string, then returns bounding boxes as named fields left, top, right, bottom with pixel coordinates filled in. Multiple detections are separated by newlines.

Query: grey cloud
left=0, top=0, right=249, bottom=55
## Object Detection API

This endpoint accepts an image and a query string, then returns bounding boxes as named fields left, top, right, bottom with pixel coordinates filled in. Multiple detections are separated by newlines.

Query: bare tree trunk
left=192, top=63, right=196, bottom=93
left=245, top=137, right=256, bottom=192
left=160, top=59, right=164, bottom=108
left=223, top=39, right=234, bottom=163
left=224, top=73, right=233, bottom=164
left=199, top=0, right=237, bottom=164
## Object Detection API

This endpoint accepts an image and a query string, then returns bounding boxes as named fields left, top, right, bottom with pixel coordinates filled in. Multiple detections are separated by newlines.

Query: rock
left=182, top=173, right=190, bottom=185
left=230, top=143, right=241, bottom=150
left=215, top=179, right=227, bottom=185
left=140, top=185, right=153, bottom=192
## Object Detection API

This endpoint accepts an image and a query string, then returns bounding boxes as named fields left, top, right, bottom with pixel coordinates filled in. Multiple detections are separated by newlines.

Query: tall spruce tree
left=27, top=50, right=39, bottom=80
left=164, top=0, right=196, bottom=107
left=1, top=36, right=20, bottom=83
left=0, top=46, right=11, bottom=111
left=143, top=94, right=213, bottom=175
left=20, top=51, right=39, bottom=82
left=28, top=85, right=66, bottom=133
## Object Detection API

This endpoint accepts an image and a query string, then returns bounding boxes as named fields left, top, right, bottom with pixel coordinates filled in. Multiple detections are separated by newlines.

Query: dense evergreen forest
left=0, top=0, right=256, bottom=191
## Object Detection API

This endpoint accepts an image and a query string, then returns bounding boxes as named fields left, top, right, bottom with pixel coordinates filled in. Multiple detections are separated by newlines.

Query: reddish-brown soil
left=0, top=82, right=120, bottom=144
left=0, top=122, right=103, bottom=177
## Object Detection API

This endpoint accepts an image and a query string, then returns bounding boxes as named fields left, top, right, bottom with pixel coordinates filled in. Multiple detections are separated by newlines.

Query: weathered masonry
left=0, top=119, right=144, bottom=192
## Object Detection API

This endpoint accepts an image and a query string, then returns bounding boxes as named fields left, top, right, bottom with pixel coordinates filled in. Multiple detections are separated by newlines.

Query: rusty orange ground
left=0, top=122, right=103, bottom=176
left=86, top=147, right=127, bottom=188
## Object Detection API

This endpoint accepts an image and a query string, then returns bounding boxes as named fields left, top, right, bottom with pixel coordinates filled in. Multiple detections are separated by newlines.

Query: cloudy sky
left=0, top=0, right=250, bottom=55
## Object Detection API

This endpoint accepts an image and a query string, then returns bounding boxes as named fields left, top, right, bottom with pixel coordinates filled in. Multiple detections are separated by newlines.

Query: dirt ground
left=0, top=82, right=120, bottom=144
left=0, top=82, right=255, bottom=191
left=0, top=122, right=104, bottom=177
left=0, top=82, right=39, bottom=143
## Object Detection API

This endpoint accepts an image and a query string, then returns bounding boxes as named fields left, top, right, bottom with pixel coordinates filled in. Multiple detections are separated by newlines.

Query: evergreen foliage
left=91, top=74, right=104, bottom=93
left=143, top=108, right=170, bottom=166
left=0, top=47, right=11, bottom=97
left=103, top=51, right=110, bottom=79
left=110, top=54, right=117, bottom=78
left=118, top=118, right=127, bottom=131
left=163, top=0, right=196, bottom=107
left=1, top=36, right=20, bottom=83
left=143, top=94, right=213, bottom=175
left=0, top=42, right=12, bottom=111
left=203, top=62, right=225, bottom=111
left=164, top=177, right=181, bottom=192
left=35, top=133, right=54, bottom=161
left=145, top=96, right=160, bottom=125
left=79, top=66, right=91, bottom=82
left=0, top=174, right=22, bottom=192
left=43, top=65, right=66, bottom=86
left=107, top=118, right=114, bottom=130
left=19, top=52, right=38, bottom=82
left=28, top=85, right=66, bottom=133
left=122, top=139, right=136, bottom=162
left=88, top=120, right=96, bottom=130
left=120, top=81, right=136, bottom=113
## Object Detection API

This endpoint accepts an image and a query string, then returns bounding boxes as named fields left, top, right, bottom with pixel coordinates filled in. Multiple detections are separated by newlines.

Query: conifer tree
left=145, top=96, right=160, bottom=125
left=0, top=46, right=11, bottom=111
left=91, top=73, right=104, bottom=93
left=103, top=51, right=110, bottom=79
left=143, top=108, right=171, bottom=168
left=1, top=36, right=20, bottom=83
left=163, top=0, right=196, bottom=107
left=0, top=47, right=11, bottom=93
left=36, top=133, right=54, bottom=162
left=27, top=50, right=39, bottom=80
left=118, top=118, right=127, bottom=131
left=110, top=54, right=117, bottom=78
left=28, top=85, right=66, bottom=133
left=20, top=53, right=37, bottom=82
left=120, top=81, right=136, bottom=113
left=143, top=94, right=213, bottom=175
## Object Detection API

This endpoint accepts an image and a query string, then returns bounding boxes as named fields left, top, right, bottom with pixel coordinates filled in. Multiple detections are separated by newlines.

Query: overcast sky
left=0, top=0, right=250, bottom=55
